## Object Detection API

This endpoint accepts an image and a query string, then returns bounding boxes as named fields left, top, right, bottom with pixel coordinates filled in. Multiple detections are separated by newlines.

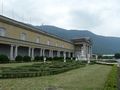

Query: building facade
left=0, top=15, right=92, bottom=61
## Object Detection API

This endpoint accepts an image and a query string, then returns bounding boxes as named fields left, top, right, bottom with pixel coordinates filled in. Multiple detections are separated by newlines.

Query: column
left=90, top=46, right=92, bottom=58
left=28, top=47, right=31, bottom=57
left=72, top=52, right=74, bottom=57
left=31, top=48, right=34, bottom=60
left=57, top=51, right=60, bottom=57
left=83, top=43, right=87, bottom=60
left=43, top=49, right=46, bottom=62
left=70, top=52, right=73, bottom=60
left=42, top=49, right=45, bottom=57
left=64, top=51, right=66, bottom=62
left=40, top=48, right=42, bottom=56
left=15, top=45, right=18, bottom=58
left=10, top=45, right=14, bottom=60
left=68, top=52, right=71, bottom=58
left=50, top=50, right=53, bottom=58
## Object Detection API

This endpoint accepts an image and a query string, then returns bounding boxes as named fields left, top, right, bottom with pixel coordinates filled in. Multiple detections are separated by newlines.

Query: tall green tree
left=114, top=53, right=120, bottom=59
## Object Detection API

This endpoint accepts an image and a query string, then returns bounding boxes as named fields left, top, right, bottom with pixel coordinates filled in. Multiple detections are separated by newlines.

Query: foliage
left=114, top=53, right=120, bottom=59
left=15, top=55, right=23, bottom=62
left=46, top=57, right=53, bottom=61
left=0, top=61, right=86, bottom=78
left=23, top=56, right=31, bottom=62
left=0, top=54, right=10, bottom=63
left=34, top=56, right=43, bottom=61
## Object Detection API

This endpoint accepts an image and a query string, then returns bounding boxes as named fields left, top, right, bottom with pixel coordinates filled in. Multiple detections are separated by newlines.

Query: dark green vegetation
left=114, top=53, right=120, bottom=59
left=97, top=55, right=115, bottom=59
left=0, top=54, right=10, bottom=63
left=0, top=64, right=112, bottom=90
left=37, top=25, right=120, bottom=54
left=118, top=66, right=120, bottom=90
left=104, top=65, right=118, bottom=90
left=0, top=54, right=73, bottom=64
left=0, top=61, right=85, bottom=78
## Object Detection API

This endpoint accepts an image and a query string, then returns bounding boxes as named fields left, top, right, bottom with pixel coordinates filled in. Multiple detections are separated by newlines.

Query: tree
left=114, top=53, right=120, bottom=59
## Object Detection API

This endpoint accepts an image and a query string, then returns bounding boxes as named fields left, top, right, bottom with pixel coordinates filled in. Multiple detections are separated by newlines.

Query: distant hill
left=36, top=25, right=120, bottom=54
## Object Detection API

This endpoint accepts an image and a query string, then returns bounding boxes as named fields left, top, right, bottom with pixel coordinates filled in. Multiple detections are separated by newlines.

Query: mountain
left=36, top=25, right=120, bottom=54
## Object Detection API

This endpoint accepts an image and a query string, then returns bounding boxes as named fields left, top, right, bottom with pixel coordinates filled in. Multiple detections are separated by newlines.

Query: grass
left=0, top=61, right=85, bottom=78
left=0, top=62, right=40, bottom=73
left=0, top=64, right=112, bottom=90
left=0, top=62, right=42, bottom=68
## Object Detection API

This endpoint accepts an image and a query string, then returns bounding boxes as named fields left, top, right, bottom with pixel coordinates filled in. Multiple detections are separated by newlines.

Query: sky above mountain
left=0, top=0, right=120, bottom=37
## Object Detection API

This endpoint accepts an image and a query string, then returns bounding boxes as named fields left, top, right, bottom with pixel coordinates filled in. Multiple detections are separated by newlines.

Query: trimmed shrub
left=53, top=57, right=63, bottom=60
left=15, top=55, right=23, bottom=62
left=72, top=57, right=76, bottom=60
left=23, top=56, right=31, bottom=62
left=0, top=54, right=9, bottom=63
left=34, top=56, right=40, bottom=61
left=66, top=57, right=71, bottom=60
left=90, top=60, right=96, bottom=65
left=52, top=57, right=64, bottom=62
left=34, top=56, right=43, bottom=62
left=0, top=61, right=86, bottom=78
left=46, top=57, right=53, bottom=61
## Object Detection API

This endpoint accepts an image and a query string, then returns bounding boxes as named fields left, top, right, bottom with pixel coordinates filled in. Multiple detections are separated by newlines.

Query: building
left=0, top=15, right=92, bottom=61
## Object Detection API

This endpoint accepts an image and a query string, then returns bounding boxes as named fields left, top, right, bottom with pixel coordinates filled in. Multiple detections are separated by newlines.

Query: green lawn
left=0, top=64, right=112, bottom=90
left=0, top=62, right=42, bottom=68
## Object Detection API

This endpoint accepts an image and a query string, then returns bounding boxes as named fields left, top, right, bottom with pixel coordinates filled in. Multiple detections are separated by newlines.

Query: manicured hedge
left=15, top=55, right=23, bottom=62
left=34, top=56, right=43, bottom=62
left=104, top=65, right=117, bottom=90
left=0, top=61, right=86, bottom=78
left=23, top=56, right=31, bottom=62
left=0, top=55, right=10, bottom=63
left=52, top=57, right=64, bottom=61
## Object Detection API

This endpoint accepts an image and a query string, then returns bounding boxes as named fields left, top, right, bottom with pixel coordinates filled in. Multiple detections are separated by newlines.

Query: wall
left=0, top=21, right=74, bottom=50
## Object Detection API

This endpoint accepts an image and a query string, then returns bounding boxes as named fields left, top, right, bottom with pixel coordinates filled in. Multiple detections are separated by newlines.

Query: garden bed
left=0, top=61, right=86, bottom=79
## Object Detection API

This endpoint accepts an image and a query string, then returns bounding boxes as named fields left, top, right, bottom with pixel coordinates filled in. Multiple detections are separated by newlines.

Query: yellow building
left=0, top=15, right=92, bottom=61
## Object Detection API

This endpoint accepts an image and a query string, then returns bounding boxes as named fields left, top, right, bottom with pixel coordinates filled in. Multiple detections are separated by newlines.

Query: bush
left=52, top=57, right=64, bottom=61
left=0, top=54, right=9, bottom=63
left=90, top=60, right=96, bottom=64
left=15, top=55, right=23, bottom=62
left=46, top=57, right=53, bottom=61
left=34, top=56, right=43, bottom=62
left=114, top=53, right=120, bottom=59
left=23, top=56, right=31, bottom=62
left=0, top=61, right=86, bottom=78
left=66, top=57, right=71, bottom=60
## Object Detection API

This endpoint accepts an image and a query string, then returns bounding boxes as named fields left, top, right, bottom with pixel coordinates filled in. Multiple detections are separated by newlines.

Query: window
left=0, top=28, right=6, bottom=36
left=36, top=37, right=40, bottom=43
left=20, top=32, right=27, bottom=40
left=47, top=41, right=50, bottom=45
left=55, top=43, right=57, bottom=47
left=62, top=45, right=64, bottom=48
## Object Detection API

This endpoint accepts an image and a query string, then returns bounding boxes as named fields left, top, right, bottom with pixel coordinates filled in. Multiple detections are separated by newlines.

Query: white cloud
left=1, top=0, right=120, bottom=37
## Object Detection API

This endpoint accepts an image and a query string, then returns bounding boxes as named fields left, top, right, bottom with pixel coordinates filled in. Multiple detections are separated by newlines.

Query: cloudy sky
left=1, top=0, right=120, bottom=37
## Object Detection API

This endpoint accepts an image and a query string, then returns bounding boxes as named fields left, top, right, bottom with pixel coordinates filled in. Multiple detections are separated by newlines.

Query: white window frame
left=20, top=32, right=27, bottom=40
left=36, top=37, right=40, bottom=43
left=56, top=43, right=57, bottom=47
left=62, top=45, right=64, bottom=48
left=0, top=28, right=6, bottom=36
left=47, top=41, right=50, bottom=45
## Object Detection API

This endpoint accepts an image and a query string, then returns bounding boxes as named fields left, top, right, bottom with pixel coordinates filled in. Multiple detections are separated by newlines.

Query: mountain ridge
left=36, top=25, right=120, bottom=54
